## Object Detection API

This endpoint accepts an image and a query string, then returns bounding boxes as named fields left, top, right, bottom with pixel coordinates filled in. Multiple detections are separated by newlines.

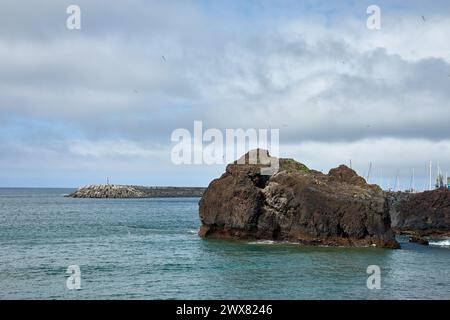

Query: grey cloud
left=1, top=0, right=450, bottom=186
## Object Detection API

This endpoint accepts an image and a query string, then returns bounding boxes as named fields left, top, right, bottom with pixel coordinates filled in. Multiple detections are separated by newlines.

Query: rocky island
left=388, top=189, right=450, bottom=244
left=68, top=185, right=205, bottom=198
left=199, top=150, right=400, bottom=248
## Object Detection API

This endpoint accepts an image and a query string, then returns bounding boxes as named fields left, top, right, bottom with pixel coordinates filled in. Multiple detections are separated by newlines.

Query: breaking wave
left=429, top=239, right=450, bottom=247
left=247, top=240, right=276, bottom=245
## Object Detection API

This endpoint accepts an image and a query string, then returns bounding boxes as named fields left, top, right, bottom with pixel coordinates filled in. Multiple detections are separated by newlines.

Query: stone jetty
left=67, top=184, right=205, bottom=198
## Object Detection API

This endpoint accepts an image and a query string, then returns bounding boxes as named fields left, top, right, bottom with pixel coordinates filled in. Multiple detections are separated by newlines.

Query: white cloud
left=284, top=138, right=450, bottom=191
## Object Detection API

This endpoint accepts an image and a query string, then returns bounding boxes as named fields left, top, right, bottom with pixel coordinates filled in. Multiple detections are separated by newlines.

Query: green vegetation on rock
left=279, top=158, right=309, bottom=173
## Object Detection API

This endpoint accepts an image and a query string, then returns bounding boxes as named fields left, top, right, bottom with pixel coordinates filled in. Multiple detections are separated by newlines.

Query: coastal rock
left=409, top=236, right=429, bottom=246
left=388, top=188, right=450, bottom=239
left=199, top=150, right=399, bottom=248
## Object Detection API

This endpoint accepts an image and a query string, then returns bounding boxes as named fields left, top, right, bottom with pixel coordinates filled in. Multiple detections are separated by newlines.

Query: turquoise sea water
left=0, top=188, right=449, bottom=300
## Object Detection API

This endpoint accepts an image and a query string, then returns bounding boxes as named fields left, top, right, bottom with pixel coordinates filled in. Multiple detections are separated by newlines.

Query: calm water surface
left=0, top=188, right=449, bottom=299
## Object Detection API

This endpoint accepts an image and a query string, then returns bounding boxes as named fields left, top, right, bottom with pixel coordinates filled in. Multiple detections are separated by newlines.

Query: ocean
left=0, top=188, right=449, bottom=299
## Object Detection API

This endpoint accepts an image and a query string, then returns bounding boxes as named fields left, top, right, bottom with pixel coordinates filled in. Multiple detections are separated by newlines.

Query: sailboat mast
left=436, top=162, right=444, bottom=188
left=395, top=170, right=400, bottom=192
left=380, top=168, right=383, bottom=190
left=437, top=161, right=440, bottom=182
left=366, top=162, right=372, bottom=183
left=409, top=168, right=415, bottom=192
left=446, top=172, right=448, bottom=189
left=429, top=160, right=432, bottom=190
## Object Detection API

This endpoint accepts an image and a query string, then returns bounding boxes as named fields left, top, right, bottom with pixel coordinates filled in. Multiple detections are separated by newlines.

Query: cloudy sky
left=1, top=0, right=449, bottom=189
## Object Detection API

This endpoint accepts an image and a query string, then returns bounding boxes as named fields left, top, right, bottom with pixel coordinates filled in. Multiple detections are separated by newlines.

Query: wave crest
left=429, top=239, right=450, bottom=247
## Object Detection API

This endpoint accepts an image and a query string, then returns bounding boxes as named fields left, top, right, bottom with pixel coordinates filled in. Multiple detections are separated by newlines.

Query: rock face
left=409, top=236, right=429, bottom=246
left=199, top=150, right=399, bottom=248
left=388, top=189, right=450, bottom=239
left=68, top=185, right=205, bottom=198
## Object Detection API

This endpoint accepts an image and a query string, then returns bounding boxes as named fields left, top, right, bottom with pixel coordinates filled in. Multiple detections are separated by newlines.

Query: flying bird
left=162, top=55, right=166, bottom=62
left=421, top=15, right=426, bottom=22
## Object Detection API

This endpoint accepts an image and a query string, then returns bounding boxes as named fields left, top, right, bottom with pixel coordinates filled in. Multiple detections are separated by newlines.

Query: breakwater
left=67, top=184, right=205, bottom=198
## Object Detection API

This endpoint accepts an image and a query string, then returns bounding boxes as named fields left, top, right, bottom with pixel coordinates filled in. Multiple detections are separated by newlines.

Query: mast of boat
left=429, top=160, right=432, bottom=190
left=366, top=162, right=372, bottom=183
left=436, top=162, right=446, bottom=188
left=395, top=170, right=400, bottom=192
left=446, top=171, right=448, bottom=189
left=437, top=161, right=440, bottom=181
left=436, top=161, right=443, bottom=188
left=380, top=168, right=383, bottom=190
left=409, top=168, right=415, bottom=192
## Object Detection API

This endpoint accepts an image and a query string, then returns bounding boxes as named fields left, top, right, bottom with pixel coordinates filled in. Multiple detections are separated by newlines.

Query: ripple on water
left=1, top=189, right=450, bottom=299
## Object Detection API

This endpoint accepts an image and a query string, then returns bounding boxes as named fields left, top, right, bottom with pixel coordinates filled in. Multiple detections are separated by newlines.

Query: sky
left=0, top=0, right=450, bottom=189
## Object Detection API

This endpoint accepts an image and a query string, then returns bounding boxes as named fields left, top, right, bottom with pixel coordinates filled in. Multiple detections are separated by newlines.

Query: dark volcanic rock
left=388, top=188, right=450, bottom=238
left=199, top=150, right=399, bottom=248
left=409, top=236, right=429, bottom=246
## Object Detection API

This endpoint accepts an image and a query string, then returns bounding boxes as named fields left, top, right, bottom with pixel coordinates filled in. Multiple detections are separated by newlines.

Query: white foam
left=248, top=240, right=275, bottom=245
left=429, top=239, right=450, bottom=247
